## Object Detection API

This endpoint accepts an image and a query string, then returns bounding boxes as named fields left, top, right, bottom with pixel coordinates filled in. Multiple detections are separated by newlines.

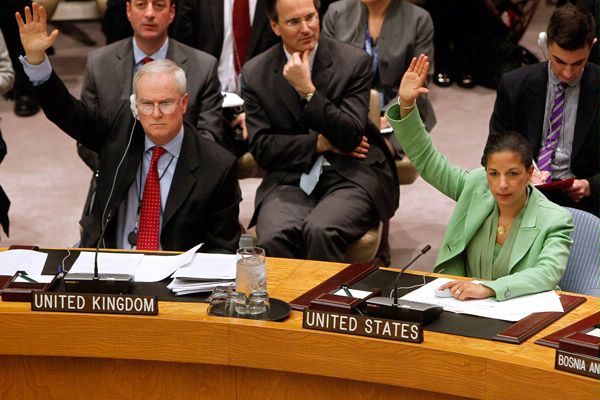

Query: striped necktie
left=537, top=82, right=568, bottom=180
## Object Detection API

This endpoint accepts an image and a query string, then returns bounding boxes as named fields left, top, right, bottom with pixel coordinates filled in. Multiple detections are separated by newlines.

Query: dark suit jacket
left=242, top=37, right=398, bottom=225
left=490, top=62, right=599, bottom=210
left=36, top=72, right=241, bottom=253
left=171, top=0, right=280, bottom=63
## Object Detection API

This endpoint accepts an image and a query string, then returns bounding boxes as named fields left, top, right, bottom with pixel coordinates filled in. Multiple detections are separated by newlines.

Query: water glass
left=248, top=290, right=270, bottom=316
left=236, top=247, right=267, bottom=297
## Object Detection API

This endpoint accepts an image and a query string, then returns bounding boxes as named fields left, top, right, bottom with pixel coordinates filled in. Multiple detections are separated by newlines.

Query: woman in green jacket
left=386, top=55, right=574, bottom=301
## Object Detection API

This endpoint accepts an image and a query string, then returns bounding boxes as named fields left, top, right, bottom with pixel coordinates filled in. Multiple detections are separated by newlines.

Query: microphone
left=64, top=208, right=133, bottom=294
left=366, top=245, right=442, bottom=324
left=392, top=245, right=431, bottom=305
left=63, top=118, right=138, bottom=294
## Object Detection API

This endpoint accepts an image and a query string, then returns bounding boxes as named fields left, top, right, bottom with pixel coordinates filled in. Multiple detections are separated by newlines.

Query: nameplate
left=31, top=292, right=158, bottom=315
left=555, top=349, right=600, bottom=379
left=303, top=309, right=423, bottom=343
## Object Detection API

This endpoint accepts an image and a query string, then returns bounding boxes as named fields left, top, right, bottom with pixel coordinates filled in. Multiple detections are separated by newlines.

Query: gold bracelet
left=400, top=98, right=417, bottom=110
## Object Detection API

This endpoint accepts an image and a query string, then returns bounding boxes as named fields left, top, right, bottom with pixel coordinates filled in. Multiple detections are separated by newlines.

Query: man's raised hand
left=15, top=2, right=58, bottom=65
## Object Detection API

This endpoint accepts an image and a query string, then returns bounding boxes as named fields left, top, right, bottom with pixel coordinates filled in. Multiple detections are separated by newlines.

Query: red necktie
left=232, top=0, right=251, bottom=74
left=137, top=146, right=166, bottom=250
left=141, top=56, right=154, bottom=64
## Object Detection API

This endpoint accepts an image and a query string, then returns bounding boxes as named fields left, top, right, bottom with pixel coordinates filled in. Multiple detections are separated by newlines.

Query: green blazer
left=387, top=104, right=574, bottom=301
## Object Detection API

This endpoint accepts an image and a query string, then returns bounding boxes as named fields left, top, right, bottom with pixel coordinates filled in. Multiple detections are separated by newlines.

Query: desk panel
left=0, top=256, right=596, bottom=399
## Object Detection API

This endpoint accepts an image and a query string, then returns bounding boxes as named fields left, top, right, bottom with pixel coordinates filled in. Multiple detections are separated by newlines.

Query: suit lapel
left=525, top=64, right=548, bottom=154
left=463, top=190, right=495, bottom=247
left=163, top=128, right=199, bottom=227
left=572, top=65, right=599, bottom=158
left=271, top=47, right=304, bottom=121
left=208, top=0, right=224, bottom=57
left=116, top=39, right=135, bottom=103
left=247, top=0, right=269, bottom=59
left=105, top=122, right=144, bottom=215
left=312, top=39, right=334, bottom=97
left=509, top=189, right=540, bottom=271
left=166, top=41, right=189, bottom=73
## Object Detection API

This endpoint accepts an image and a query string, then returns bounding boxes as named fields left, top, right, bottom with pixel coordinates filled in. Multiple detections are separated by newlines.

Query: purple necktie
left=537, top=82, right=568, bottom=181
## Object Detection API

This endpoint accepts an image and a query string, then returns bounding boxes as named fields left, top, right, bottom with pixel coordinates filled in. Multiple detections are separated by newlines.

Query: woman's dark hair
left=481, top=131, right=533, bottom=169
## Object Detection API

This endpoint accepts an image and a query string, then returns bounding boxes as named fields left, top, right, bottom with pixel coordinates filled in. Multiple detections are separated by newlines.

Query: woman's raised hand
left=398, top=54, right=430, bottom=108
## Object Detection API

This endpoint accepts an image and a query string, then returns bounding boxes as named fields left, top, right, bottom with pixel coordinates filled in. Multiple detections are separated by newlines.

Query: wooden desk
left=0, top=257, right=596, bottom=400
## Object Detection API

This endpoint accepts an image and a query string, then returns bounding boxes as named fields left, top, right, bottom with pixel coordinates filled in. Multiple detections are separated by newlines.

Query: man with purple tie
left=490, top=3, right=599, bottom=215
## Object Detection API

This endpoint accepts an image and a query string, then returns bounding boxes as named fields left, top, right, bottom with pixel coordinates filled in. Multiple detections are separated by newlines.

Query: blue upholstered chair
left=559, top=208, right=599, bottom=297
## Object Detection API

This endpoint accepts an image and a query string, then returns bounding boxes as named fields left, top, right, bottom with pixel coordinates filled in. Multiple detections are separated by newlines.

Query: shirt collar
left=283, top=44, right=318, bottom=70
left=144, top=125, right=184, bottom=158
left=547, top=62, right=582, bottom=88
left=133, top=37, right=169, bottom=66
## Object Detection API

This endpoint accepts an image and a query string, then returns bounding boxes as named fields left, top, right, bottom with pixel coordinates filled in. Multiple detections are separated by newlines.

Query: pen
left=342, top=285, right=353, bottom=297
left=341, top=285, right=365, bottom=316
left=18, top=271, right=38, bottom=283
left=532, top=159, right=541, bottom=174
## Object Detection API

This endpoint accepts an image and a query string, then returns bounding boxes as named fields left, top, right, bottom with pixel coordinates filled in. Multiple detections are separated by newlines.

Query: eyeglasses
left=132, top=0, right=169, bottom=12
left=284, top=12, right=318, bottom=29
left=137, top=98, right=181, bottom=115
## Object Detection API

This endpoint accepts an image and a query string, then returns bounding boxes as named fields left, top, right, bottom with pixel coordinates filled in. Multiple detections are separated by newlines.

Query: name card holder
left=309, top=287, right=381, bottom=315
left=559, top=329, right=599, bottom=359
left=1, top=271, right=60, bottom=302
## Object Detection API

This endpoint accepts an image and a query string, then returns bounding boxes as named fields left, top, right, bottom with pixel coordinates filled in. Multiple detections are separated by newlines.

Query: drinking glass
left=236, top=247, right=267, bottom=297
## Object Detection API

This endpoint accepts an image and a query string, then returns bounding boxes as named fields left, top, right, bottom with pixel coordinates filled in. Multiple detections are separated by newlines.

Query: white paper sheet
left=68, top=252, right=144, bottom=276
left=0, top=250, right=48, bottom=276
left=14, top=274, right=55, bottom=283
left=333, top=288, right=373, bottom=299
left=171, top=253, right=236, bottom=280
left=586, top=328, right=600, bottom=338
left=221, top=91, right=244, bottom=108
left=400, top=277, right=564, bottom=322
left=167, top=278, right=235, bottom=295
left=134, top=243, right=204, bottom=282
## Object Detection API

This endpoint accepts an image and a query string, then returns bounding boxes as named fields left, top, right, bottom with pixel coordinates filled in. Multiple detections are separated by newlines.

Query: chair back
left=368, top=90, right=381, bottom=127
left=559, top=207, right=599, bottom=297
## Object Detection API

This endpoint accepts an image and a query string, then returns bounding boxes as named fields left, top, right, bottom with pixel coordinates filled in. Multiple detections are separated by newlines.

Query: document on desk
left=168, top=253, right=236, bottom=295
left=172, top=253, right=236, bottom=280
left=0, top=250, right=47, bottom=276
left=68, top=252, right=145, bottom=275
left=134, top=243, right=204, bottom=282
left=401, top=278, right=564, bottom=322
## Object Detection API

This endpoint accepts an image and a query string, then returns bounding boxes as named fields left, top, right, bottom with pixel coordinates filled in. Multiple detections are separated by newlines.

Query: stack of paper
left=167, top=253, right=237, bottom=296
left=401, top=277, right=564, bottom=322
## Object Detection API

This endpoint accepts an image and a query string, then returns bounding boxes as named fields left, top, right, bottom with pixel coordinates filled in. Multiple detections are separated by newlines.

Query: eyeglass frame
left=282, top=12, right=318, bottom=29
left=136, top=96, right=183, bottom=116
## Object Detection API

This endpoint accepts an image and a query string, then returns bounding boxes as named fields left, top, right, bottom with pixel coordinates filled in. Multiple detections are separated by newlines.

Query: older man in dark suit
left=17, top=3, right=241, bottom=252
left=242, top=0, right=397, bottom=262
left=490, top=4, right=599, bottom=216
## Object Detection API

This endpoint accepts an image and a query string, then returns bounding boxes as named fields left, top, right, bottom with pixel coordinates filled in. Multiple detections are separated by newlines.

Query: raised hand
left=398, top=54, right=430, bottom=111
left=15, top=2, right=58, bottom=65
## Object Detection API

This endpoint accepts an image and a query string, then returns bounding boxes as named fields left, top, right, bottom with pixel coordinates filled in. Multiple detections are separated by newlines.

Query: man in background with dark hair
left=171, top=0, right=280, bottom=155
left=490, top=3, right=599, bottom=215
left=241, top=0, right=398, bottom=261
